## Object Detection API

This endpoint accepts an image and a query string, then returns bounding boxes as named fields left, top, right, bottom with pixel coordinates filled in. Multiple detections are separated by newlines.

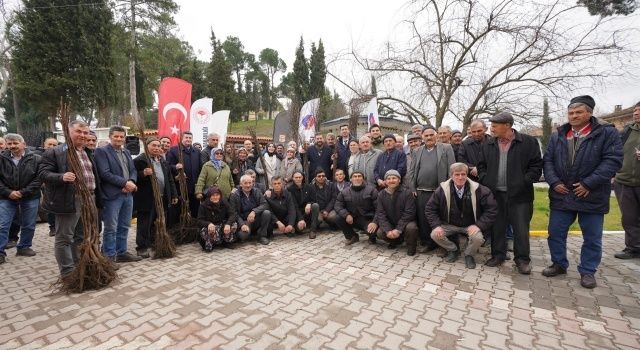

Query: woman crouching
left=197, top=187, right=238, bottom=251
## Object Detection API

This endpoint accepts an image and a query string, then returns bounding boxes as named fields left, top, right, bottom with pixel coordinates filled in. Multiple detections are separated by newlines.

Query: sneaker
left=136, top=249, right=150, bottom=259
left=16, top=248, right=36, bottom=257
left=5, top=240, right=17, bottom=249
left=614, top=251, right=640, bottom=259
left=258, top=237, right=270, bottom=245
left=542, top=263, right=567, bottom=277
left=516, top=261, right=532, bottom=275
left=115, top=252, right=142, bottom=263
left=580, top=274, right=597, bottom=289
left=345, top=235, right=359, bottom=246
left=368, top=235, right=377, bottom=245
left=484, top=256, right=505, bottom=267
left=445, top=250, right=460, bottom=263
left=465, top=255, right=476, bottom=269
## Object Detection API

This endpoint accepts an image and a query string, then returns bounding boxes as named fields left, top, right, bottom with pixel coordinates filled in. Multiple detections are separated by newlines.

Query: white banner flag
left=209, top=110, right=231, bottom=147
left=190, top=97, right=213, bottom=146
left=367, top=97, right=379, bottom=131
left=298, top=98, right=320, bottom=144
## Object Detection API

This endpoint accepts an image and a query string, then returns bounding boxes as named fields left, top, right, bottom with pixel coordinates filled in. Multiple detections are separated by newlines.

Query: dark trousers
left=136, top=209, right=157, bottom=251
left=415, top=191, right=435, bottom=247
left=614, top=182, right=640, bottom=253
left=47, top=212, right=56, bottom=230
left=336, top=215, right=372, bottom=239
left=237, top=210, right=272, bottom=241
left=492, top=191, right=532, bottom=263
left=376, top=221, right=419, bottom=247
left=8, top=212, right=20, bottom=242
left=187, top=193, right=200, bottom=219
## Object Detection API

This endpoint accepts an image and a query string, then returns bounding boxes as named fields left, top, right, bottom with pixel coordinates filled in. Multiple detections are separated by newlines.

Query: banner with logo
left=298, top=98, right=320, bottom=144
left=367, top=97, right=379, bottom=131
left=189, top=97, right=213, bottom=146
left=158, top=77, right=192, bottom=146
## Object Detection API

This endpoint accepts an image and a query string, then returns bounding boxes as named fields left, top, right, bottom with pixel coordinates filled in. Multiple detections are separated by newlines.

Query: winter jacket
left=94, top=144, right=137, bottom=201
left=311, top=181, right=336, bottom=212
left=166, top=145, right=204, bottom=194
left=133, top=154, right=177, bottom=212
left=425, top=179, right=498, bottom=233
left=255, top=154, right=282, bottom=185
left=307, top=144, right=333, bottom=180
left=544, top=117, right=623, bottom=213
left=615, top=122, right=640, bottom=187
left=373, top=187, right=415, bottom=233
left=197, top=198, right=237, bottom=228
left=265, top=189, right=297, bottom=224
left=408, top=143, right=456, bottom=192
left=335, top=184, right=378, bottom=219
left=279, top=157, right=303, bottom=183
left=353, top=149, right=382, bottom=186
left=195, top=161, right=235, bottom=199
left=230, top=188, right=268, bottom=226
left=287, top=183, right=316, bottom=221
left=0, top=150, right=42, bottom=200
left=230, top=158, right=254, bottom=185
left=373, top=148, right=407, bottom=183
left=477, top=130, right=543, bottom=203
left=458, top=135, right=490, bottom=180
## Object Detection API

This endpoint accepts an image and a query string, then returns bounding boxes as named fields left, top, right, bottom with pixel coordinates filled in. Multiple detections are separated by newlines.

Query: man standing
left=614, top=101, right=640, bottom=260
left=307, top=134, right=333, bottom=180
left=42, top=138, right=59, bottom=237
left=369, top=124, right=384, bottom=150
left=243, top=140, right=258, bottom=164
left=405, top=134, right=422, bottom=173
left=230, top=175, right=272, bottom=245
left=85, top=131, right=98, bottom=150
left=0, top=134, right=42, bottom=264
left=201, top=132, right=220, bottom=163
left=335, top=124, right=354, bottom=173
left=426, top=163, right=498, bottom=269
left=159, top=136, right=171, bottom=159
left=542, top=96, right=622, bottom=288
left=374, top=134, right=407, bottom=189
left=478, top=112, right=542, bottom=274
left=459, top=120, right=490, bottom=181
left=335, top=171, right=378, bottom=245
left=39, top=121, right=102, bottom=277
left=353, top=135, right=382, bottom=187
left=167, top=131, right=203, bottom=218
left=451, top=130, right=463, bottom=161
left=95, top=126, right=140, bottom=263
left=438, top=126, right=453, bottom=144
left=374, top=170, right=419, bottom=255
left=408, top=126, right=456, bottom=250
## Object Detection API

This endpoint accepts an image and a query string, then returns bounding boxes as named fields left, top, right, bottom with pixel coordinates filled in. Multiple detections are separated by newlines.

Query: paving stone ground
left=1, top=223, right=640, bottom=349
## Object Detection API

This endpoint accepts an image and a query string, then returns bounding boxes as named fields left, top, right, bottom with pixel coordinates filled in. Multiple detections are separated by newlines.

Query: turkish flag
left=158, top=77, right=192, bottom=146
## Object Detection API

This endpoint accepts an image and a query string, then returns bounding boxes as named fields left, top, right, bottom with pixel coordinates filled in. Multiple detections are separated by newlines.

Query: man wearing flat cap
left=542, top=95, right=623, bottom=288
left=477, top=111, right=542, bottom=274
left=373, top=134, right=407, bottom=189
left=451, top=130, right=463, bottom=161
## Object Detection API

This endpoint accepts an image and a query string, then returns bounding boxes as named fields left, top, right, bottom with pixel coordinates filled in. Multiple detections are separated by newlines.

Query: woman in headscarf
left=255, top=142, right=281, bottom=186
left=195, top=147, right=235, bottom=200
left=197, top=187, right=237, bottom=251
left=279, top=147, right=303, bottom=184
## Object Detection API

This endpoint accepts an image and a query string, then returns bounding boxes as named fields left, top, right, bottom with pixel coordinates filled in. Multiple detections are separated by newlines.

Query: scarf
left=351, top=184, right=365, bottom=192
left=210, top=147, right=223, bottom=170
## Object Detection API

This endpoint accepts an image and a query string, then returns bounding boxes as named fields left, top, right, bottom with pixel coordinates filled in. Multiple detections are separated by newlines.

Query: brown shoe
left=345, top=235, right=359, bottom=246
left=542, top=263, right=566, bottom=277
left=484, top=256, right=505, bottom=267
left=16, top=248, right=36, bottom=257
left=580, top=274, right=597, bottom=289
left=516, top=261, right=532, bottom=275
left=309, top=232, right=316, bottom=239
left=115, top=252, right=142, bottom=263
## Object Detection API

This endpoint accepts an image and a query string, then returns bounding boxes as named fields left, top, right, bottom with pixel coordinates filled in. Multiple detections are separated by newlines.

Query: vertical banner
left=208, top=110, right=231, bottom=147
left=189, top=97, right=213, bottom=146
left=367, top=97, right=379, bottom=131
left=158, top=77, right=192, bottom=146
left=298, top=98, right=320, bottom=144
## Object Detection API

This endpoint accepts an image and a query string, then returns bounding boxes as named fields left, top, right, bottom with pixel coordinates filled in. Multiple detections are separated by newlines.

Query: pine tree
left=292, top=36, right=309, bottom=104
left=309, top=39, right=326, bottom=99
left=206, top=31, right=240, bottom=121
left=371, top=75, right=377, bottom=96
left=541, top=98, right=553, bottom=150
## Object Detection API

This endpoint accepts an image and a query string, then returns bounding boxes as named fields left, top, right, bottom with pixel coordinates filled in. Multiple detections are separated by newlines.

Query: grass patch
left=228, top=119, right=275, bottom=137
left=531, top=187, right=622, bottom=231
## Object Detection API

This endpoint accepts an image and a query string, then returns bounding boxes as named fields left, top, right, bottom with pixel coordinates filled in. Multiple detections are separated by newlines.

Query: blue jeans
left=0, top=198, right=40, bottom=256
left=547, top=209, right=604, bottom=275
left=101, top=194, right=133, bottom=257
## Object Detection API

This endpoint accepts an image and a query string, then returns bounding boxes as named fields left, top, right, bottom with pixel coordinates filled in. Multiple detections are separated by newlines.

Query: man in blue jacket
left=542, top=95, right=623, bottom=288
left=373, top=134, right=407, bottom=189
left=95, top=126, right=141, bottom=263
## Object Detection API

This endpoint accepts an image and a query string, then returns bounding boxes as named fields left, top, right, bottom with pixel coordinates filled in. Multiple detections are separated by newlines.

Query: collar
left=567, top=123, right=592, bottom=139
left=10, top=151, right=24, bottom=159
left=498, top=129, right=515, bottom=143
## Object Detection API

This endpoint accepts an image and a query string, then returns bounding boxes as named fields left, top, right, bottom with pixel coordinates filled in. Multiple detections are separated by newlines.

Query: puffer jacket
left=0, top=150, right=42, bottom=200
left=335, top=184, right=378, bottom=219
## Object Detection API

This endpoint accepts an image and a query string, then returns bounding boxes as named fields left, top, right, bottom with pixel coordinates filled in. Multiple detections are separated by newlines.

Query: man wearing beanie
left=373, top=170, right=419, bottom=255
left=335, top=171, right=378, bottom=245
left=613, top=101, right=640, bottom=260
left=373, top=134, right=407, bottom=189
left=543, top=95, right=623, bottom=288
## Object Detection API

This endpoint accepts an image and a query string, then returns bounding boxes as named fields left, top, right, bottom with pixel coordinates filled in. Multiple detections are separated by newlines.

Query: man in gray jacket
left=353, top=135, right=382, bottom=187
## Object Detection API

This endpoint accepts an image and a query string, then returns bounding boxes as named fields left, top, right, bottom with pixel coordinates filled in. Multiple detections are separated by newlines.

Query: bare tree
left=353, top=0, right=633, bottom=130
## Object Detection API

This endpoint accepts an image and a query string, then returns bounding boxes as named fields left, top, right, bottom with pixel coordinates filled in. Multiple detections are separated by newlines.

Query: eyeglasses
left=316, top=175, right=326, bottom=178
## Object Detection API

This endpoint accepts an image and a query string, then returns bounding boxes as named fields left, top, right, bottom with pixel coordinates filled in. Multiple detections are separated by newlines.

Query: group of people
left=0, top=95, right=638, bottom=290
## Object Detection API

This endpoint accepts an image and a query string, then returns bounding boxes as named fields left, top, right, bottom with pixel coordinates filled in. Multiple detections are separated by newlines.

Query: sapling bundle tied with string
left=170, top=140, right=200, bottom=244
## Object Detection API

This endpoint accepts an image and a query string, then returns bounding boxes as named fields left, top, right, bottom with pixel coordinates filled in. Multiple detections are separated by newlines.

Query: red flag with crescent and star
left=158, top=77, right=192, bottom=146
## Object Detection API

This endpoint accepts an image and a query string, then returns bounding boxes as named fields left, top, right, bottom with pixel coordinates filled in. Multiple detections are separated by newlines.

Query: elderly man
left=374, top=134, right=407, bottom=189
left=335, top=171, right=378, bottom=245
left=0, top=134, right=42, bottom=264
left=230, top=174, right=272, bottom=245
left=438, top=126, right=453, bottom=144
left=201, top=132, right=220, bottom=162
left=405, top=133, right=422, bottom=170
left=614, top=101, right=640, bottom=260
left=166, top=131, right=204, bottom=218
left=411, top=124, right=423, bottom=136
left=374, top=170, right=419, bottom=255
left=243, top=140, right=258, bottom=164
left=459, top=120, right=490, bottom=181
left=451, top=130, right=463, bottom=161
left=353, top=135, right=382, bottom=187
left=41, top=137, right=59, bottom=237
left=395, top=135, right=405, bottom=151
left=408, top=126, right=456, bottom=251
left=85, top=131, right=98, bottom=150
left=478, top=112, right=542, bottom=274
left=426, top=163, right=498, bottom=269
left=542, top=95, right=623, bottom=288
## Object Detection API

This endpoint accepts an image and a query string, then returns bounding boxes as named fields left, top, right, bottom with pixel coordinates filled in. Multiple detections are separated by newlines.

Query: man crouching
left=425, top=163, right=498, bottom=269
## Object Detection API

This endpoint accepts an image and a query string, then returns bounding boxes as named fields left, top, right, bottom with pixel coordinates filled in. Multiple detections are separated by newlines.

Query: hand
left=346, top=215, right=353, bottom=225
left=377, top=179, right=386, bottom=188
left=320, top=210, right=328, bottom=219
left=467, top=225, right=481, bottom=236
left=264, top=190, right=272, bottom=198
left=305, top=203, right=311, bottom=215
left=223, top=225, right=231, bottom=235
left=387, top=229, right=400, bottom=240
left=573, top=183, right=590, bottom=198
left=298, top=146, right=306, bottom=154
left=62, top=172, right=76, bottom=183
left=124, top=181, right=137, bottom=192
left=9, top=191, right=22, bottom=200
left=553, top=183, right=570, bottom=194
left=176, top=163, right=183, bottom=170
left=276, top=221, right=286, bottom=233
left=285, top=225, right=294, bottom=233
left=413, top=192, right=417, bottom=198
left=233, top=168, right=239, bottom=174
left=297, top=220, right=306, bottom=231
left=143, top=168, right=153, bottom=176
left=232, top=188, right=238, bottom=194
left=247, top=211, right=256, bottom=223
left=331, top=153, right=337, bottom=160
left=241, top=224, right=250, bottom=233
left=470, top=167, right=478, bottom=177
left=432, top=226, right=445, bottom=239
left=367, top=222, right=378, bottom=234
left=171, top=197, right=178, bottom=205
left=208, top=223, right=215, bottom=234
left=196, top=193, right=203, bottom=200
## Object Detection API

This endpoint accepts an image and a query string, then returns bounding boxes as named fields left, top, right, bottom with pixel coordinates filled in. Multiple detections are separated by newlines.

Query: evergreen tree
left=206, top=31, right=240, bottom=121
left=292, top=36, right=309, bottom=104
left=309, top=39, right=326, bottom=99
left=578, top=0, right=637, bottom=16
left=541, top=98, right=553, bottom=150
left=258, top=48, right=286, bottom=119
left=371, top=75, right=377, bottom=96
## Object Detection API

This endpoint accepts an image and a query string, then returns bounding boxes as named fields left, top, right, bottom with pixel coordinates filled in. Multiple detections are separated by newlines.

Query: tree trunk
left=10, top=76, right=22, bottom=135
left=128, top=0, right=138, bottom=121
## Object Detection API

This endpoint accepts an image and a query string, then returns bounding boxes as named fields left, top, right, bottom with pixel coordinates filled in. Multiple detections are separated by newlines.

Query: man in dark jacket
left=307, top=134, right=333, bottom=181
left=373, top=134, right=407, bottom=189
left=265, top=176, right=296, bottom=236
left=542, top=95, right=623, bottom=288
left=166, top=131, right=204, bottom=218
left=95, top=126, right=140, bottom=263
left=133, top=137, right=178, bottom=258
left=458, top=120, right=490, bottom=181
left=200, top=132, right=220, bottom=163
left=335, top=171, right=378, bottom=245
left=613, top=101, right=640, bottom=260
left=230, top=174, right=271, bottom=245
left=287, top=171, right=319, bottom=238
left=310, top=169, right=338, bottom=230
left=0, top=134, right=42, bottom=264
left=335, top=125, right=354, bottom=173
left=373, top=170, right=418, bottom=255
left=39, top=120, right=103, bottom=277
left=426, top=163, right=498, bottom=269
left=477, top=112, right=542, bottom=274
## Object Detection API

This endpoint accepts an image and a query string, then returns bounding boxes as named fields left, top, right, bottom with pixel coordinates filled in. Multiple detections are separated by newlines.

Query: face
left=182, top=133, right=193, bottom=147
left=438, top=128, right=451, bottom=143
left=567, top=106, right=591, bottom=129
left=292, top=173, right=304, bottom=186
left=214, top=150, right=224, bottom=160
left=240, top=177, right=254, bottom=192
left=0, top=138, right=5, bottom=150
left=395, top=137, right=404, bottom=150
left=44, top=138, right=58, bottom=149
left=225, top=144, right=233, bottom=152
left=276, top=145, right=284, bottom=154
left=452, top=170, right=468, bottom=188
left=634, top=106, right=640, bottom=123
left=288, top=141, right=297, bottom=150
left=351, top=173, right=364, bottom=186
left=412, top=126, right=422, bottom=135
left=408, top=138, right=420, bottom=150
left=210, top=192, right=222, bottom=203
left=238, top=151, right=247, bottom=160
left=272, top=179, right=283, bottom=192
left=340, top=126, right=349, bottom=138
left=349, top=141, right=360, bottom=154
left=86, top=135, right=97, bottom=150
left=335, top=170, right=345, bottom=182
left=207, top=135, right=219, bottom=147
left=160, top=138, right=171, bottom=151
left=359, top=138, right=371, bottom=152
left=491, top=123, right=511, bottom=138
left=7, top=139, right=25, bottom=155
left=451, top=133, right=462, bottom=145
left=244, top=140, right=253, bottom=150
left=267, top=144, right=276, bottom=153
left=383, top=137, right=395, bottom=150
left=314, top=135, right=324, bottom=147
left=469, top=123, right=486, bottom=141
left=148, top=140, right=163, bottom=157
left=315, top=172, right=326, bottom=185
left=422, top=129, right=437, bottom=148
left=370, top=127, right=381, bottom=138
left=110, top=131, right=126, bottom=148
left=385, top=175, right=400, bottom=189
left=326, top=135, right=336, bottom=145
left=69, top=124, right=90, bottom=148
left=286, top=150, right=295, bottom=159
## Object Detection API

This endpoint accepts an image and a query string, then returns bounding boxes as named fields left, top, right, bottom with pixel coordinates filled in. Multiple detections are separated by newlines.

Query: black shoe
left=516, top=261, right=532, bottom=275
left=407, top=246, right=416, bottom=256
left=368, top=235, right=377, bottom=245
left=445, top=250, right=459, bottom=263
left=285, top=233, right=296, bottom=238
left=614, top=251, right=640, bottom=259
left=418, top=244, right=438, bottom=254
left=48, top=228, right=56, bottom=237
left=309, top=232, right=316, bottom=239
left=580, top=274, right=597, bottom=289
left=16, top=248, right=36, bottom=257
left=484, top=256, right=505, bottom=267
left=0, top=256, right=5, bottom=264
left=115, top=252, right=143, bottom=263
left=345, top=235, right=359, bottom=246
left=5, top=240, right=17, bottom=249
left=465, top=255, right=476, bottom=269
left=136, top=249, right=150, bottom=259
left=388, top=241, right=399, bottom=249
left=259, top=237, right=270, bottom=245
left=542, top=263, right=567, bottom=277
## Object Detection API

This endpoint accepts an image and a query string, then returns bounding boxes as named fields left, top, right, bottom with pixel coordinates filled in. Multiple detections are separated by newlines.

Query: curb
left=530, top=230, right=624, bottom=238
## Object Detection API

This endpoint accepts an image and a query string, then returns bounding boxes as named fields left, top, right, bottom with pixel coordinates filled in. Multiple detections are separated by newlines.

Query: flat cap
left=569, top=95, right=595, bottom=110
left=382, top=134, right=396, bottom=143
left=407, top=133, right=422, bottom=141
left=451, top=130, right=462, bottom=135
left=384, top=169, right=401, bottom=180
left=489, top=112, right=514, bottom=124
